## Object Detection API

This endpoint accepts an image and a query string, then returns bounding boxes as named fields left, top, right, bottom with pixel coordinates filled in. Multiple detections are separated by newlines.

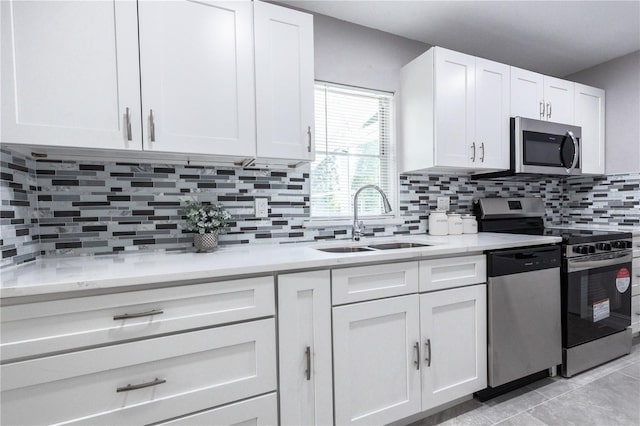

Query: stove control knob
left=596, top=242, right=611, bottom=251
left=573, top=245, right=591, bottom=254
left=612, top=241, right=632, bottom=249
left=586, top=245, right=596, bottom=254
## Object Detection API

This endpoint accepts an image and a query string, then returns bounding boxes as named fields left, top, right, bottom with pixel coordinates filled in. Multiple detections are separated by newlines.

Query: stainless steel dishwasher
left=478, top=245, right=562, bottom=400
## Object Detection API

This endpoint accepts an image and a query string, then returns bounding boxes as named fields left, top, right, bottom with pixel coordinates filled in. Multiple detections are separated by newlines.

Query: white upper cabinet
left=400, top=47, right=509, bottom=173
left=1, top=0, right=141, bottom=150
left=2, top=0, right=315, bottom=165
left=434, top=49, right=476, bottom=169
left=510, top=67, right=545, bottom=120
left=543, top=76, right=574, bottom=124
left=138, top=0, right=256, bottom=157
left=474, top=58, right=510, bottom=170
left=511, top=67, right=574, bottom=124
left=254, top=1, right=314, bottom=163
left=574, top=83, right=605, bottom=175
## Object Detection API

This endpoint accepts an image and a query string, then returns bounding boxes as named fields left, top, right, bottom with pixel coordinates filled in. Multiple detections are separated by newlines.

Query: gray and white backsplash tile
left=564, top=173, right=640, bottom=227
left=0, top=146, right=637, bottom=268
left=0, top=148, right=39, bottom=266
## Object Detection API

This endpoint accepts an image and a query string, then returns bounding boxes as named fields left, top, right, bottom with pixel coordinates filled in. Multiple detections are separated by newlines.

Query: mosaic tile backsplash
left=0, top=146, right=637, bottom=268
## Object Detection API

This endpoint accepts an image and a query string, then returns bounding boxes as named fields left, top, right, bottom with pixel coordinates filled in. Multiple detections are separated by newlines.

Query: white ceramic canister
left=462, top=214, right=478, bottom=234
left=447, top=213, right=463, bottom=235
left=428, top=210, right=449, bottom=235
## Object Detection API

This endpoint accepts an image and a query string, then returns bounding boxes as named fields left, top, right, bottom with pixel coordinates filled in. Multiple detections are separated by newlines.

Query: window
left=311, top=83, right=396, bottom=219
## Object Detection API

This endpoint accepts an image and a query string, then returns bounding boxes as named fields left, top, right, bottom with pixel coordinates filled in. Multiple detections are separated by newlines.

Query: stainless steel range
left=476, top=197, right=633, bottom=381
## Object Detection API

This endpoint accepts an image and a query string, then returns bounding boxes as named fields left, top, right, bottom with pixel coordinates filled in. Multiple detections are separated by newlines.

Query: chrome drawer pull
left=425, top=338, right=432, bottom=367
left=414, top=342, right=420, bottom=370
left=305, top=346, right=311, bottom=381
left=117, top=378, right=166, bottom=393
left=125, top=107, right=132, bottom=141
left=113, top=309, right=164, bottom=320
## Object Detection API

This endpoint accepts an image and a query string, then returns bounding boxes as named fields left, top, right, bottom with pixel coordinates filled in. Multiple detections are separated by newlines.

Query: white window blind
left=311, top=83, right=396, bottom=219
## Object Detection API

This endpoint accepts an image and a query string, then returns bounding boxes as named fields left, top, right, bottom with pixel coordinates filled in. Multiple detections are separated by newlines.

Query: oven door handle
left=567, top=252, right=633, bottom=273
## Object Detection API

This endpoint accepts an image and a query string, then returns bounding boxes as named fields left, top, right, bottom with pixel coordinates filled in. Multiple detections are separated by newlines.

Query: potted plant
left=184, top=201, right=231, bottom=252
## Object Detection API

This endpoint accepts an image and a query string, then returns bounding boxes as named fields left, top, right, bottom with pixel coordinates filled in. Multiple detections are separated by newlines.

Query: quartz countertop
left=0, top=232, right=562, bottom=299
left=549, top=223, right=640, bottom=236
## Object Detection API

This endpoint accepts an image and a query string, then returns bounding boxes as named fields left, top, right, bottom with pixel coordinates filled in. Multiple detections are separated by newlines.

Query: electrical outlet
left=437, top=196, right=450, bottom=211
left=255, top=198, right=269, bottom=218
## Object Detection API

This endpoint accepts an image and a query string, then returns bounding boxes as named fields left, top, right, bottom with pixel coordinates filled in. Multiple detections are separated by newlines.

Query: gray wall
left=313, top=14, right=429, bottom=93
left=566, top=51, right=640, bottom=174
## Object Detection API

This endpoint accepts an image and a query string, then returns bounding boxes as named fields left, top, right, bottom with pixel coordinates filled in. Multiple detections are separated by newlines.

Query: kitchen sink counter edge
left=0, top=232, right=562, bottom=299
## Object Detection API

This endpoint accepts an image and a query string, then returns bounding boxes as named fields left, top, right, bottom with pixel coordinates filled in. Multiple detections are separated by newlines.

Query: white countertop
left=550, top=223, right=640, bottom=236
left=0, top=232, right=562, bottom=299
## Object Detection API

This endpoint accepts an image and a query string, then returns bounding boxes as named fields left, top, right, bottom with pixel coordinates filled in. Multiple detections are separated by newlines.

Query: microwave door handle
left=565, top=130, right=579, bottom=174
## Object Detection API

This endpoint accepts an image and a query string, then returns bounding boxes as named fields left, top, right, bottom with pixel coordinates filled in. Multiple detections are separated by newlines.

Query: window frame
left=309, top=81, right=398, bottom=222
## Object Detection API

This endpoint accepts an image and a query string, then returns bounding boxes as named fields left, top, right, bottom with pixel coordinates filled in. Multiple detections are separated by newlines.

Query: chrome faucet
left=352, top=184, right=392, bottom=241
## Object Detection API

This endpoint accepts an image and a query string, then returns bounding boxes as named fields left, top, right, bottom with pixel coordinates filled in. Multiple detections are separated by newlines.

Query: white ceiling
left=277, top=0, right=640, bottom=77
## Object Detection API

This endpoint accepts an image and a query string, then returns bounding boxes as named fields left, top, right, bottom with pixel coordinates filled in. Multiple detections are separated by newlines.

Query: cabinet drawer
left=157, top=392, right=277, bottom=425
left=332, top=262, right=419, bottom=305
left=419, top=255, right=486, bottom=292
left=0, top=319, right=276, bottom=426
left=1, top=276, right=274, bottom=361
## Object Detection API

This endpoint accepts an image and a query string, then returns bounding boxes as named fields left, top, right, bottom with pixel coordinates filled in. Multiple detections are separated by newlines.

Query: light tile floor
left=411, top=338, right=640, bottom=426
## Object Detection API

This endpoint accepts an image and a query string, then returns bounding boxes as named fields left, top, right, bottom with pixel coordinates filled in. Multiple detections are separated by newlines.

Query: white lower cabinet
left=156, top=393, right=278, bottom=426
left=1, top=316, right=276, bottom=426
left=332, top=261, right=488, bottom=425
left=333, top=295, right=422, bottom=426
left=420, top=284, right=487, bottom=410
left=278, top=271, right=333, bottom=426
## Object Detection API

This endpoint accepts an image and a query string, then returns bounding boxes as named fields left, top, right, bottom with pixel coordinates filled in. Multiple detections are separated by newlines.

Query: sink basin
left=316, top=246, right=374, bottom=253
left=367, top=242, right=431, bottom=250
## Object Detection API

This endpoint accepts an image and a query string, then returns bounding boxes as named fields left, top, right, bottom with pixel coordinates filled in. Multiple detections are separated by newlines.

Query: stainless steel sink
left=367, top=242, right=431, bottom=250
left=316, top=246, right=374, bottom=253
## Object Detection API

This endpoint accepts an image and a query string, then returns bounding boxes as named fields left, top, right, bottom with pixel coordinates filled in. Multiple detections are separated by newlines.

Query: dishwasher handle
left=488, top=245, right=561, bottom=277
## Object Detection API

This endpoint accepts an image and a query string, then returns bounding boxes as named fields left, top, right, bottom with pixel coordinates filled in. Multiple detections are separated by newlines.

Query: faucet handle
left=358, top=221, right=365, bottom=233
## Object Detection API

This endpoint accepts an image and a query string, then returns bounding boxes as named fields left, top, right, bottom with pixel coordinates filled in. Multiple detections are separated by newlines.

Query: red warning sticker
left=616, top=268, right=631, bottom=293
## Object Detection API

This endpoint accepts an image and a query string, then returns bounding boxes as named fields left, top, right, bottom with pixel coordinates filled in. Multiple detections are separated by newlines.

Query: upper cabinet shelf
left=399, top=46, right=606, bottom=175
left=1, top=0, right=314, bottom=167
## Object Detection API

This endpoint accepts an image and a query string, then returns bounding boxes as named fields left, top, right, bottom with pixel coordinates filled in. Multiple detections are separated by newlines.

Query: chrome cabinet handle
left=425, top=338, right=432, bottom=367
left=149, top=109, right=156, bottom=142
left=471, top=142, right=476, bottom=162
left=113, top=309, right=164, bottom=320
left=307, top=126, right=312, bottom=153
left=414, top=342, right=420, bottom=370
left=480, top=142, right=485, bottom=163
left=539, top=101, right=545, bottom=119
left=125, top=107, right=132, bottom=141
left=117, top=378, right=166, bottom=393
left=546, top=102, right=552, bottom=119
left=305, top=346, right=311, bottom=381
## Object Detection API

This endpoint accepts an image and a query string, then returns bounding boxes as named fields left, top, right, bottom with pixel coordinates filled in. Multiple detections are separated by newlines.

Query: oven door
left=563, top=251, right=633, bottom=348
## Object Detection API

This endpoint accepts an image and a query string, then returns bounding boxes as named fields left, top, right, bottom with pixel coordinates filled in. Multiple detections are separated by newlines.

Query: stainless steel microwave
left=513, top=117, right=581, bottom=176
left=472, top=117, right=582, bottom=179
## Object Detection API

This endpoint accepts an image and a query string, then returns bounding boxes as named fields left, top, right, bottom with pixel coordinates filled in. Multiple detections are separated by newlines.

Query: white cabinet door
left=510, top=67, right=544, bottom=120
left=254, top=1, right=314, bottom=162
left=420, top=284, right=487, bottom=411
left=475, top=58, right=510, bottom=170
left=278, top=271, right=333, bottom=426
left=434, top=48, right=476, bottom=168
left=137, top=0, right=256, bottom=157
left=1, top=0, right=141, bottom=150
left=574, top=83, right=605, bottom=175
left=333, top=295, right=421, bottom=425
left=543, top=76, right=574, bottom=124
